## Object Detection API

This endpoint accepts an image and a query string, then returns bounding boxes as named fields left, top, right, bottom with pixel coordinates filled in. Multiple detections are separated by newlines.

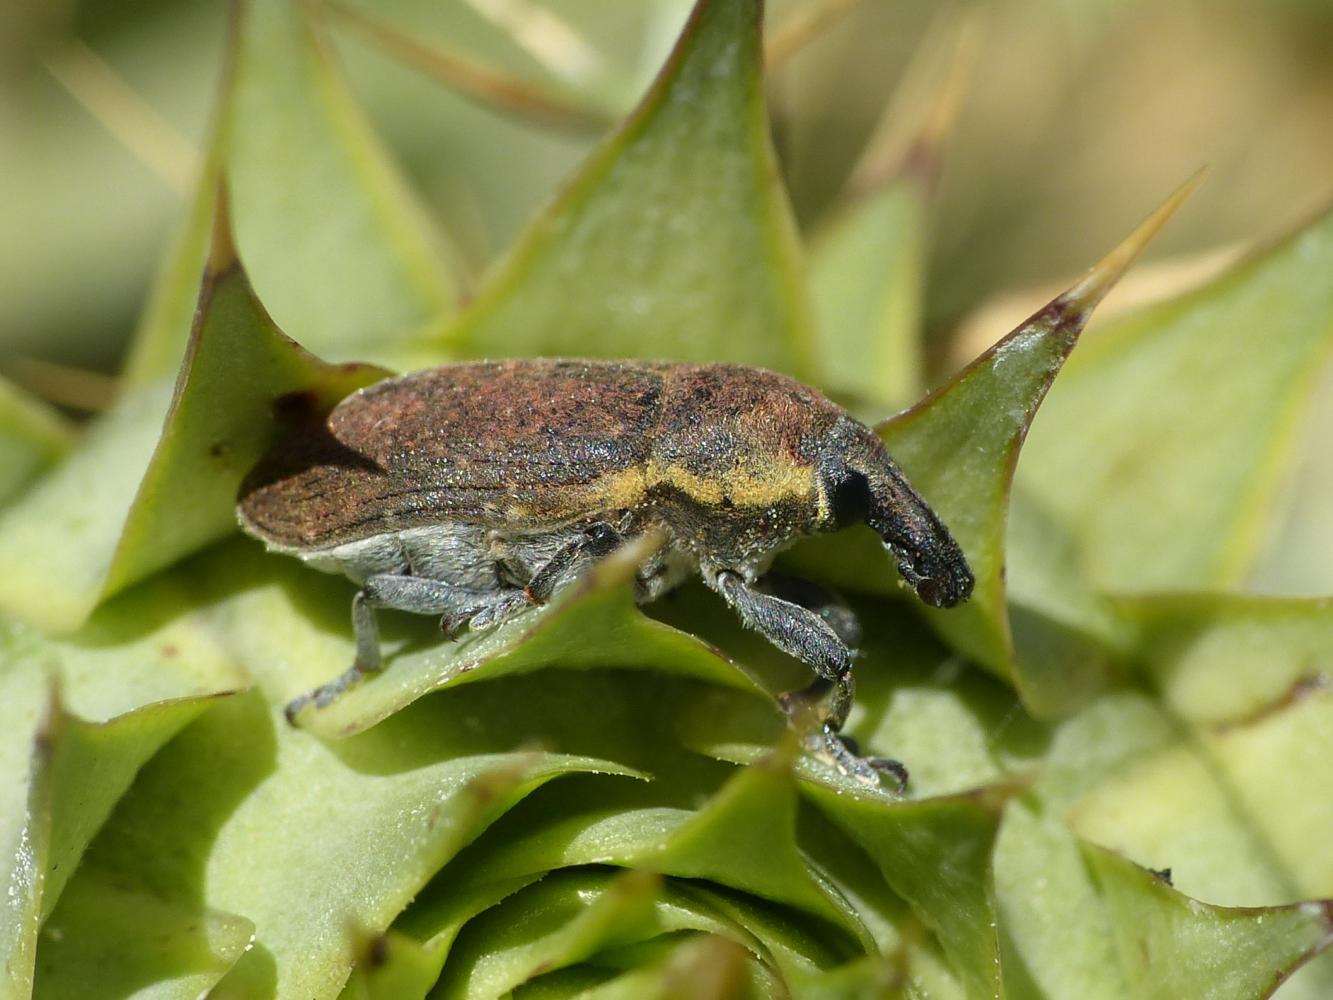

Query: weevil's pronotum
left=237, top=360, right=973, bottom=782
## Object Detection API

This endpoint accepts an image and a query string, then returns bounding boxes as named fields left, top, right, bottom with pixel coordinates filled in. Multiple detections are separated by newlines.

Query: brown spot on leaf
left=1215, top=673, right=1329, bottom=733
left=273, top=390, right=319, bottom=420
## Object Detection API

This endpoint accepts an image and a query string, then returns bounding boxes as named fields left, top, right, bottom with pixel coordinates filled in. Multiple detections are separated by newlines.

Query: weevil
left=237, top=359, right=973, bottom=784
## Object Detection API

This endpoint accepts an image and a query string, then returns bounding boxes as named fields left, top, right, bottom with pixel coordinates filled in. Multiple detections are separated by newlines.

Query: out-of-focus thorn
left=462, top=0, right=605, bottom=91
left=950, top=241, right=1244, bottom=367
left=847, top=8, right=982, bottom=196
left=41, top=39, right=200, bottom=195
left=207, top=177, right=238, bottom=276
left=324, top=2, right=612, bottom=134
left=4, top=357, right=118, bottom=413
left=662, top=935, right=750, bottom=1000
left=1057, top=167, right=1208, bottom=319
left=765, top=0, right=863, bottom=69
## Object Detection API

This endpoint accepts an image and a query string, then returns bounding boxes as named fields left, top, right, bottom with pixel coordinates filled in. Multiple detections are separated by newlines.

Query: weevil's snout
left=858, top=462, right=974, bottom=608
left=819, top=425, right=974, bottom=609
left=892, top=541, right=974, bottom=608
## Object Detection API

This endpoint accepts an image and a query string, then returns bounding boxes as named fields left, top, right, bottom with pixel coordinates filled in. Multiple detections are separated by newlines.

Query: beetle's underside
left=238, top=360, right=973, bottom=788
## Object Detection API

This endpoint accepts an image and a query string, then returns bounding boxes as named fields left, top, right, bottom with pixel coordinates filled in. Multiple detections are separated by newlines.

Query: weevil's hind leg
left=718, top=571, right=906, bottom=791
left=285, top=574, right=496, bottom=723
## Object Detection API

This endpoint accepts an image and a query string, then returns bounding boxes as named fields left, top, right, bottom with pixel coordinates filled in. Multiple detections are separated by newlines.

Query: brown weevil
left=237, top=360, right=973, bottom=784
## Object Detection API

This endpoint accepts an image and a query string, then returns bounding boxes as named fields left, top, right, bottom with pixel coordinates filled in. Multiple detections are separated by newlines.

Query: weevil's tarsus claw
left=865, top=755, right=910, bottom=792
left=283, top=693, right=312, bottom=726
left=779, top=678, right=908, bottom=793
left=283, top=662, right=372, bottom=725
left=816, top=725, right=884, bottom=788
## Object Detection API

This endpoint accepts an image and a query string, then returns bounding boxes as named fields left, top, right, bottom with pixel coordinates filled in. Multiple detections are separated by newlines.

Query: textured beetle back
left=238, top=360, right=665, bottom=549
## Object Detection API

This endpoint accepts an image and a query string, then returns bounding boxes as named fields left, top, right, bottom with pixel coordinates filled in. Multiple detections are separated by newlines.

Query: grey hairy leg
left=758, top=574, right=906, bottom=786
left=440, top=523, right=630, bottom=634
left=717, top=570, right=906, bottom=790
left=714, top=570, right=853, bottom=680
left=756, top=572, right=862, bottom=648
left=286, top=573, right=492, bottom=722
left=288, top=526, right=626, bottom=723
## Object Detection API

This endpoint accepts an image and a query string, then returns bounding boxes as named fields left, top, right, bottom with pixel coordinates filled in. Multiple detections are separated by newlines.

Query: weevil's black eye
left=826, top=468, right=872, bottom=530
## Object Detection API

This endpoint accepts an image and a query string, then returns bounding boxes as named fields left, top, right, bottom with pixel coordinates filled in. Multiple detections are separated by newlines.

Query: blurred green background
left=2, top=0, right=1331, bottom=383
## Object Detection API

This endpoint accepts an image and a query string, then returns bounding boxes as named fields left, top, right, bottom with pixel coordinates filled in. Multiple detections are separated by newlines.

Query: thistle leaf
left=65, top=691, right=637, bottom=999
left=0, top=199, right=388, bottom=632
left=785, top=176, right=1201, bottom=716
left=195, top=536, right=763, bottom=740
left=439, top=0, right=818, bottom=377
left=34, top=872, right=254, bottom=999
left=125, top=0, right=461, bottom=386
left=1084, top=842, right=1333, bottom=999
left=807, top=13, right=974, bottom=412
left=1017, top=207, right=1333, bottom=595
left=802, top=782, right=1006, bottom=1000
left=0, top=680, right=222, bottom=997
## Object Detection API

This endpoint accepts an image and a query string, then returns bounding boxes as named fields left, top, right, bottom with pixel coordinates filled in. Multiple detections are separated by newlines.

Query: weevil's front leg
left=754, top=573, right=860, bottom=728
left=714, top=570, right=853, bottom=680
left=285, top=573, right=494, bottom=722
left=756, top=572, right=862, bottom=649
left=714, top=571, right=904, bottom=790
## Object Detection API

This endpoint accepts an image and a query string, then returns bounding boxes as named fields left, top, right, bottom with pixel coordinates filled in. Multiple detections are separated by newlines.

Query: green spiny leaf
left=343, top=878, right=540, bottom=1000
left=0, top=680, right=221, bottom=996
left=1017, top=207, right=1333, bottom=595
left=125, top=0, right=462, bottom=387
left=1117, top=594, right=1333, bottom=726
left=258, top=537, right=766, bottom=740
left=0, top=381, right=173, bottom=632
left=432, top=870, right=668, bottom=999
left=807, top=13, right=973, bottom=413
left=0, top=199, right=388, bottom=632
left=104, top=199, right=390, bottom=603
left=73, top=691, right=637, bottom=999
left=440, top=0, right=817, bottom=377
left=434, top=742, right=873, bottom=949
left=801, top=781, right=1005, bottom=1000
left=227, top=0, right=460, bottom=365
left=1083, top=842, right=1333, bottom=1000
left=786, top=176, right=1202, bottom=718
left=809, top=180, right=925, bottom=412
left=565, top=933, right=761, bottom=1000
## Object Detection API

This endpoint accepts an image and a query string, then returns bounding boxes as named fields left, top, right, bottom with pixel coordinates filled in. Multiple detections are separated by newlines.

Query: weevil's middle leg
left=715, top=570, right=906, bottom=790
left=523, top=522, right=625, bottom=603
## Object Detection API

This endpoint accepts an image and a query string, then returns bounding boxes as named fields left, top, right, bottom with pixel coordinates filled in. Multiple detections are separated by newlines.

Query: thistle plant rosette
left=2, top=2, right=1332, bottom=999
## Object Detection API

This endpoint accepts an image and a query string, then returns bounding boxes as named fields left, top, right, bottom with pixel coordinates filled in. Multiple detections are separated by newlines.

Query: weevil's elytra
left=238, top=359, right=974, bottom=786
